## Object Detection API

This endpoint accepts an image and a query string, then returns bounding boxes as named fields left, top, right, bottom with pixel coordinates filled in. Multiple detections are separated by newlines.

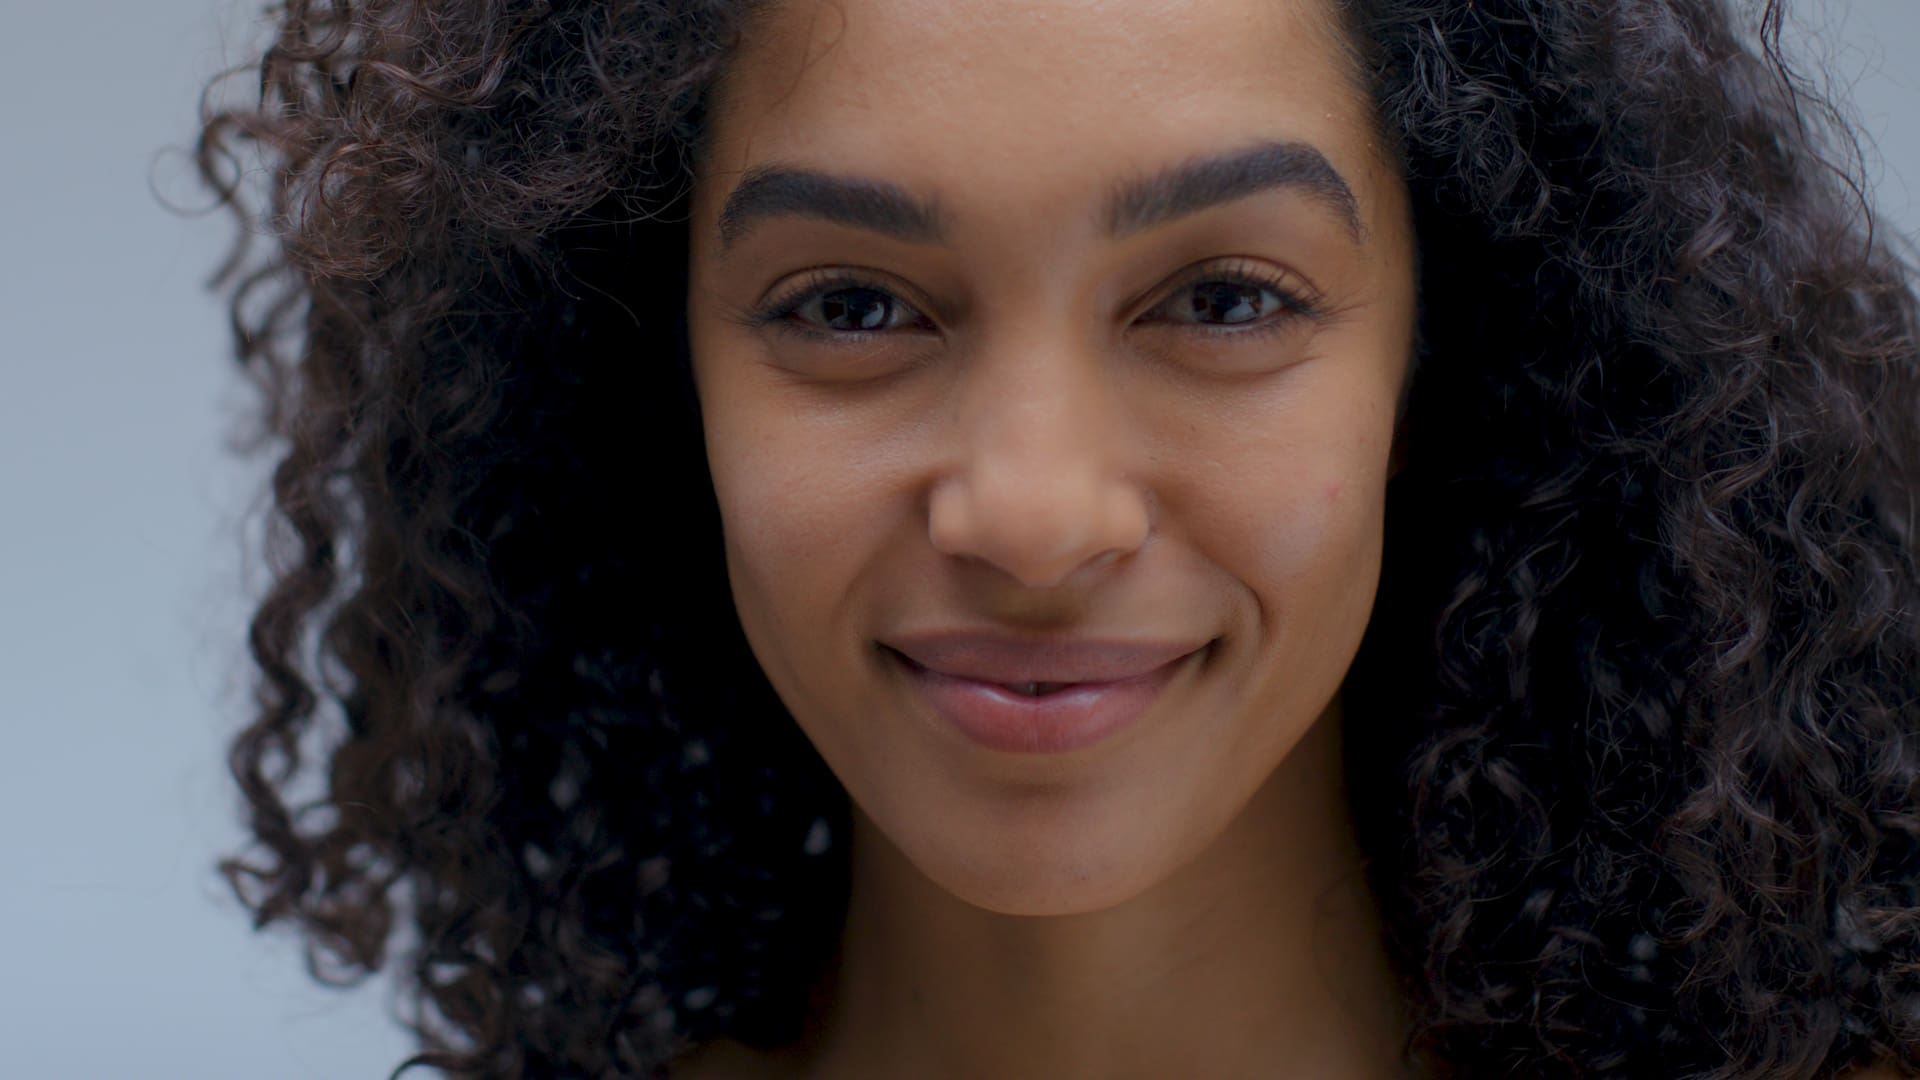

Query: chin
left=874, top=791, right=1198, bottom=918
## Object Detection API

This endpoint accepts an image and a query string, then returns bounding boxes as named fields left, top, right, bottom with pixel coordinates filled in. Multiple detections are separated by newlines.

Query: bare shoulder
left=671, top=1045, right=1908, bottom=1080
left=677, top=1047, right=1909, bottom=1079
left=666, top=1037, right=803, bottom=1080
left=664, top=1039, right=745, bottom=1080
left=1840, top=1065, right=1911, bottom=1080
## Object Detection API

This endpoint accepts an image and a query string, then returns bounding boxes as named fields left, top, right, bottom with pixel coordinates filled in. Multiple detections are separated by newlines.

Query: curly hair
left=195, top=0, right=1920, bottom=1076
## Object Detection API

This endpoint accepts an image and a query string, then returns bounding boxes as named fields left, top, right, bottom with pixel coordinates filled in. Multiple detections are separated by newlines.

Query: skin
left=678, top=0, right=1421, bottom=1075
left=669, top=0, right=1920, bottom=1077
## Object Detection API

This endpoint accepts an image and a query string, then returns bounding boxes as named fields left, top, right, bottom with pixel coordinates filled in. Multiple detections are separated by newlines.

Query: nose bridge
left=971, top=325, right=1118, bottom=470
left=928, top=322, right=1149, bottom=588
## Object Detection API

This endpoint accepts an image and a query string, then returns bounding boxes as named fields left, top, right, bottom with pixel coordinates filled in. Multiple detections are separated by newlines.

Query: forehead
left=696, top=0, right=1392, bottom=246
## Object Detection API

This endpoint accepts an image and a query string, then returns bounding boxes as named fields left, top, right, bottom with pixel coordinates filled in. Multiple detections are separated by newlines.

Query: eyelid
left=1139, top=256, right=1324, bottom=325
left=743, top=257, right=1323, bottom=344
left=751, top=267, right=937, bottom=334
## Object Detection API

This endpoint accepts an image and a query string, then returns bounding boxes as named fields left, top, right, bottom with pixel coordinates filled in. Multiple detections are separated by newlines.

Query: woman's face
left=686, top=0, right=1416, bottom=916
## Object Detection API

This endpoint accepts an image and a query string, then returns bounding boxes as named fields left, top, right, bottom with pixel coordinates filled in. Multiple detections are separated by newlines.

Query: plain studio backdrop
left=0, top=2, right=1915, bottom=1077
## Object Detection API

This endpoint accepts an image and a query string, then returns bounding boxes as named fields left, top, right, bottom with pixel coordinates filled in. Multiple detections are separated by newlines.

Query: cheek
left=1183, top=393, right=1391, bottom=626
left=704, top=404, right=897, bottom=645
left=714, top=444, right=835, bottom=603
left=1245, top=472, right=1381, bottom=611
left=715, top=440, right=836, bottom=568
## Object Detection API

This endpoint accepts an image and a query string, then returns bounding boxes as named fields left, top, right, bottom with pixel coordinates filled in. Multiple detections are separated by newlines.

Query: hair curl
left=195, top=0, right=1920, bottom=1076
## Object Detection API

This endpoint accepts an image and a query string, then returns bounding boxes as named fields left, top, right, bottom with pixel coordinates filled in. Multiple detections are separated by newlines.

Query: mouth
left=880, top=631, right=1212, bottom=687
left=881, top=640, right=1212, bottom=755
left=884, top=652, right=1080, bottom=697
left=1006, top=681, right=1073, bottom=696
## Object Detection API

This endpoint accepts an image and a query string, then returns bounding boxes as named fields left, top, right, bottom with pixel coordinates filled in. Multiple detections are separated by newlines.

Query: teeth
left=1010, top=682, right=1067, bottom=696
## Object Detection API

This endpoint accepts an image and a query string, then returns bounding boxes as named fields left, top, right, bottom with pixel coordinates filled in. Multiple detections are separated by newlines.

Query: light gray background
left=1, top=2, right=1915, bottom=1077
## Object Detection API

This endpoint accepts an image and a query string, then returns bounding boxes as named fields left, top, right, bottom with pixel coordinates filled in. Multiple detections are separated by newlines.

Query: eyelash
left=743, top=258, right=1322, bottom=347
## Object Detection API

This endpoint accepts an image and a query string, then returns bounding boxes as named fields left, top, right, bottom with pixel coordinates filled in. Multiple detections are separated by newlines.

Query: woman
left=197, top=0, right=1920, bottom=1076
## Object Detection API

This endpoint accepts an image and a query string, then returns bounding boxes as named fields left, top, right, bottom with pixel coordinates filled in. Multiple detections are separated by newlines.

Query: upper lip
left=884, top=631, right=1210, bottom=685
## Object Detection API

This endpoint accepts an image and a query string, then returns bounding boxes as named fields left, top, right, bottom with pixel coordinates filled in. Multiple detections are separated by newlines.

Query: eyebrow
left=714, top=139, right=1365, bottom=254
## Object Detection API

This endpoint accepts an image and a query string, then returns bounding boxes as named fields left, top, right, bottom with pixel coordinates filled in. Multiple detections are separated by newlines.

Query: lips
left=883, top=632, right=1208, bottom=686
left=881, top=631, right=1212, bottom=754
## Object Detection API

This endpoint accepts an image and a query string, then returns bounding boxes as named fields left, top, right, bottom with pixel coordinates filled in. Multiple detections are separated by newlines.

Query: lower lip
left=890, top=647, right=1201, bottom=755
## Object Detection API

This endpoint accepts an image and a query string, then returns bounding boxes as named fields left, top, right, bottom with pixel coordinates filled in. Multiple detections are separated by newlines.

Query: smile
left=884, top=643, right=1207, bottom=755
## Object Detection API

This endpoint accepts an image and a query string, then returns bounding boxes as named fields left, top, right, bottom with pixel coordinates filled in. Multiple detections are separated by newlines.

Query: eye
left=1139, top=258, right=1321, bottom=340
left=743, top=258, right=1320, bottom=346
left=747, top=269, right=934, bottom=345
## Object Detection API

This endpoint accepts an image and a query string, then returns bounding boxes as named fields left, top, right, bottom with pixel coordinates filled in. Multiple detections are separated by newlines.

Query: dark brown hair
left=196, top=0, right=1920, bottom=1076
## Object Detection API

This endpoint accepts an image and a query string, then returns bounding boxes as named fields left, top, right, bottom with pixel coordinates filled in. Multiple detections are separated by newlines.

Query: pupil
left=822, top=288, right=890, bottom=331
left=1190, top=283, right=1263, bottom=324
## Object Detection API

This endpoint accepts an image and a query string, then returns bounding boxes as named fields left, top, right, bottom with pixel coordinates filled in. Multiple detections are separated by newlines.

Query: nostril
left=925, top=466, right=1149, bottom=592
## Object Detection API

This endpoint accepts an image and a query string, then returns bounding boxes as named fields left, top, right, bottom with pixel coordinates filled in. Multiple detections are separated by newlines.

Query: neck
left=789, top=697, right=1416, bottom=1079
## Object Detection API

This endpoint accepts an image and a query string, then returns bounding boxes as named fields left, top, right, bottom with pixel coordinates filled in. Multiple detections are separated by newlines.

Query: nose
left=926, top=340, right=1151, bottom=590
